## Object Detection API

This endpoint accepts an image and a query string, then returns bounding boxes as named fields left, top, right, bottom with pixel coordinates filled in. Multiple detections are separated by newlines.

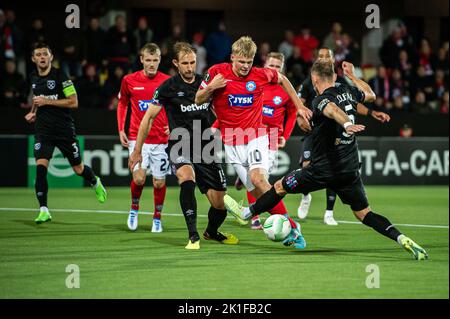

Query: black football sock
left=179, top=181, right=198, bottom=238
left=206, top=207, right=227, bottom=236
left=362, top=211, right=402, bottom=242
left=326, top=188, right=337, bottom=211
left=80, top=165, right=97, bottom=185
left=249, top=187, right=285, bottom=216
left=35, top=165, right=48, bottom=208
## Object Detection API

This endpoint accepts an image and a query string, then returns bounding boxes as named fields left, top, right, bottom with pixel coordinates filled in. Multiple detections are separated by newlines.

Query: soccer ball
left=263, top=214, right=292, bottom=242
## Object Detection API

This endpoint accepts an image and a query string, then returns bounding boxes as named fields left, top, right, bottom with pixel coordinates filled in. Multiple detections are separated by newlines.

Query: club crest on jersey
left=303, top=151, right=311, bottom=159
left=262, top=105, right=275, bottom=117
left=138, top=100, right=152, bottom=111
left=273, top=96, right=282, bottom=105
left=246, top=81, right=256, bottom=92
left=34, top=143, right=41, bottom=150
left=47, top=80, right=56, bottom=90
left=228, top=94, right=253, bottom=107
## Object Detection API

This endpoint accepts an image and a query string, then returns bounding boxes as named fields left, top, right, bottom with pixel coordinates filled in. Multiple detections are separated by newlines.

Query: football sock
left=130, top=180, right=144, bottom=211
left=80, top=165, right=97, bottom=185
left=250, top=187, right=285, bottom=216
left=180, top=180, right=198, bottom=238
left=362, top=211, right=402, bottom=241
left=269, top=200, right=288, bottom=215
left=153, top=184, right=166, bottom=219
left=285, top=214, right=298, bottom=229
left=206, top=206, right=227, bottom=235
left=326, top=188, right=337, bottom=211
left=35, top=165, right=48, bottom=208
left=246, top=191, right=256, bottom=205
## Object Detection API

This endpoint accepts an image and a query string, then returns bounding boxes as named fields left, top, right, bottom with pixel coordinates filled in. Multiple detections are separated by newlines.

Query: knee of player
left=353, top=207, right=370, bottom=221
left=153, top=179, right=166, bottom=189
left=72, top=164, right=84, bottom=176
left=250, top=172, right=268, bottom=189
left=133, top=175, right=146, bottom=186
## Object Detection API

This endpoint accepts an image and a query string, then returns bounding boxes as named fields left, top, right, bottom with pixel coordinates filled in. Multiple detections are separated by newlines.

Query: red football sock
left=131, top=180, right=144, bottom=211
left=153, top=184, right=166, bottom=219
left=246, top=191, right=256, bottom=205
left=269, top=200, right=288, bottom=215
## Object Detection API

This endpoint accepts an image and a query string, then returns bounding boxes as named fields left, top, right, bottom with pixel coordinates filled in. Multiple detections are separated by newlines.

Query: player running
left=129, top=42, right=244, bottom=249
left=296, top=47, right=390, bottom=225
left=243, top=60, right=428, bottom=260
left=195, top=36, right=312, bottom=249
left=25, top=43, right=107, bottom=224
left=117, top=43, right=170, bottom=233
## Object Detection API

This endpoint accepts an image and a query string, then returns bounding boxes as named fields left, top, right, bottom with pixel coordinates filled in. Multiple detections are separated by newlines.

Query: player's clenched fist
left=209, top=74, right=228, bottom=90
left=342, top=61, right=356, bottom=78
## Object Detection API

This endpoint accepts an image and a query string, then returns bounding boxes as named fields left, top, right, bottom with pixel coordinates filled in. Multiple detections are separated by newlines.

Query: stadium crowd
left=0, top=9, right=448, bottom=114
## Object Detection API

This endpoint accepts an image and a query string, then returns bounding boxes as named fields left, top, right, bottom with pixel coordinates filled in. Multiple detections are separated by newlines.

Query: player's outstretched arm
left=128, top=103, right=162, bottom=171
left=195, top=73, right=227, bottom=105
left=342, top=62, right=376, bottom=103
left=356, top=103, right=390, bottom=123
left=323, top=102, right=365, bottom=135
left=277, top=72, right=312, bottom=122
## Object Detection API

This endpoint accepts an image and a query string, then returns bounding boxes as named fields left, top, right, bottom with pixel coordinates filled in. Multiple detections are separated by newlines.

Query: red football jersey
left=200, top=63, right=278, bottom=145
left=262, top=84, right=297, bottom=150
left=117, top=70, right=170, bottom=144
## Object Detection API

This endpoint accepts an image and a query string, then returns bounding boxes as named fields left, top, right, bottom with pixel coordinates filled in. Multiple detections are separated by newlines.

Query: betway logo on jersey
left=138, top=100, right=152, bottom=111
left=37, top=94, right=59, bottom=100
left=181, top=103, right=209, bottom=112
left=228, top=94, right=253, bottom=107
left=262, top=105, right=275, bottom=117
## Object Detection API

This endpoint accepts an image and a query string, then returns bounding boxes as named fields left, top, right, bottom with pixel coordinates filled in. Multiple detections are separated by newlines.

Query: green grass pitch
left=0, top=186, right=448, bottom=298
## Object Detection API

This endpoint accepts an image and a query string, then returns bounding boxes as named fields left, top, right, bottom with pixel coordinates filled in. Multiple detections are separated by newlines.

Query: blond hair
left=173, top=42, right=197, bottom=60
left=267, top=52, right=285, bottom=64
left=140, top=43, right=161, bottom=56
left=232, top=36, right=257, bottom=58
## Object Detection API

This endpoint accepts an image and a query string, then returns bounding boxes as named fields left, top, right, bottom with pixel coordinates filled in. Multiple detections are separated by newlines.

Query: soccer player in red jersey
left=117, top=43, right=170, bottom=233
left=195, top=36, right=312, bottom=249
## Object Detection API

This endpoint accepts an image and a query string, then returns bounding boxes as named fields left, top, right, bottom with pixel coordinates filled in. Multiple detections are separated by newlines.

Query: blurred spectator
left=1, top=9, right=23, bottom=61
left=322, top=22, right=342, bottom=51
left=0, top=59, right=27, bottom=107
left=394, top=49, right=414, bottom=80
left=254, top=42, right=270, bottom=67
left=391, top=68, right=409, bottom=103
left=399, top=124, right=413, bottom=138
left=433, top=45, right=449, bottom=76
left=293, top=26, right=319, bottom=64
left=84, top=17, right=107, bottom=67
left=286, top=46, right=307, bottom=80
left=434, top=69, right=447, bottom=100
left=278, top=30, right=295, bottom=60
left=418, top=38, right=436, bottom=76
left=107, top=14, right=134, bottom=75
left=162, top=24, right=184, bottom=63
left=380, top=25, right=415, bottom=69
left=334, top=33, right=359, bottom=66
left=391, top=96, right=407, bottom=114
left=411, top=91, right=433, bottom=113
left=440, top=91, right=449, bottom=114
left=204, top=21, right=232, bottom=66
left=287, top=64, right=305, bottom=91
left=103, top=65, right=124, bottom=110
left=76, top=64, right=102, bottom=109
left=133, top=16, right=153, bottom=53
left=410, top=65, right=434, bottom=101
left=0, top=9, right=5, bottom=67
left=25, top=18, right=48, bottom=75
left=60, top=30, right=84, bottom=80
left=369, top=65, right=393, bottom=108
left=192, top=32, right=207, bottom=74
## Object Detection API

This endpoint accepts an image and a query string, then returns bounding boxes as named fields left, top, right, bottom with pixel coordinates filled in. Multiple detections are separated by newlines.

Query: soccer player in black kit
left=129, top=42, right=246, bottom=249
left=24, top=43, right=107, bottom=224
left=297, top=47, right=390, bottom=225
left=244, top=60, right=428, bottom=260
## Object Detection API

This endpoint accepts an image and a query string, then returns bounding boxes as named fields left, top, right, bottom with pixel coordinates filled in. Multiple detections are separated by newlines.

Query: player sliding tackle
left=129, top=42, right=246, bottom=249
left=240, top=60, right=428, bottom=260
left=195, top=36, right=312, bottom=249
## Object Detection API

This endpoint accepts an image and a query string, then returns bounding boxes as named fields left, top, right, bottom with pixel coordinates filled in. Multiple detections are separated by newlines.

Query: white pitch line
left=0, top=207, right=448, bottom=229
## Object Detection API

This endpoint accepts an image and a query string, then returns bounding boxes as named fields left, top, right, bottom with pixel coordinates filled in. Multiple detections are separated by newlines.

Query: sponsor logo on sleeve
left=62, top=80, right=73, bottom=88
left=228, top=94, right=254, bottom=107
left=317, top=98, right=330, bottom=111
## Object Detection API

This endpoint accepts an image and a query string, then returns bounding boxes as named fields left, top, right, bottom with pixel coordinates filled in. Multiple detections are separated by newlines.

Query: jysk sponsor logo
left=262, top=105, right=275, bottom=117
left=246, top=81, right=256, bottom=92
left=228, top=94, right=253, bottom=107
left=138, top=100, right=152, bottom=111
